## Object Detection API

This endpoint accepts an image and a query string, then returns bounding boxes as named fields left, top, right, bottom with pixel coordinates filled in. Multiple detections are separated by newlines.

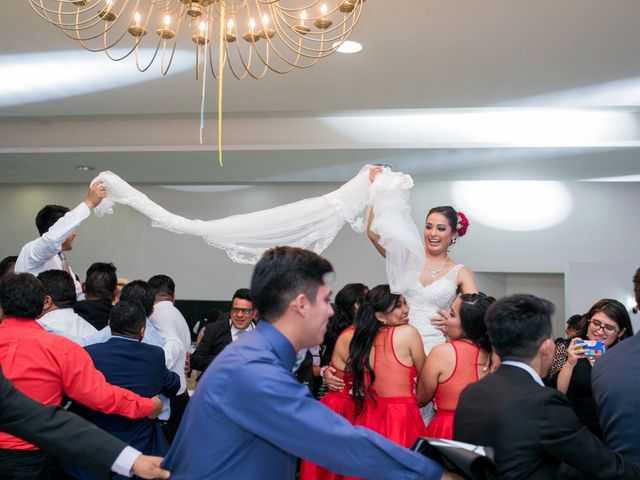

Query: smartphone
left=575, top=339, right=605, bottom=357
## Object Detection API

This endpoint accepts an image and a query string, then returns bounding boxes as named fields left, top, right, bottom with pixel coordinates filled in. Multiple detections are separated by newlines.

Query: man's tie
left=58, top=252, right=72, bottom=275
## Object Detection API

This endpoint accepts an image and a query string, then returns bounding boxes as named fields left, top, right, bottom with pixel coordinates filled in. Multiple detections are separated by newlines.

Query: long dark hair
left=584, top=298, right=633, bottom=346
left=321, top=283, right=368, bottom=366
left=347, top=284, right=400, bottom=413
left=459, top=293, right=494, bottom=354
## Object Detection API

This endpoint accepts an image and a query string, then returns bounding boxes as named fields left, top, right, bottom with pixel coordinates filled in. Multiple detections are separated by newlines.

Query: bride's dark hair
left=347, top=284, right=401, bottom=413
left=426, top=206, right=457, bottom=232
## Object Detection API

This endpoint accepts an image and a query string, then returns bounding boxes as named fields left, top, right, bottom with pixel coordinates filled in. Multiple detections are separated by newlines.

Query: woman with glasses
left=554, top=299, right=633, bottom=438
left=416, top=293, right=495, bottom=439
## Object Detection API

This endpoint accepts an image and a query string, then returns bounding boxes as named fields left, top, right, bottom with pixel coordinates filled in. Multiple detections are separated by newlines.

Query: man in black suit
left=0, top=366, right=168, bottom=479
left=591, top=266, right=640, bottom=462
left=190, top=288, right=256, bottom=377
left=453, top=294, right=640, bottom=480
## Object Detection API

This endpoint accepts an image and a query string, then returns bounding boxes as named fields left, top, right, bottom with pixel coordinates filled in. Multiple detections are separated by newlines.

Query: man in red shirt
left=0, top=273, right=163, bottom=479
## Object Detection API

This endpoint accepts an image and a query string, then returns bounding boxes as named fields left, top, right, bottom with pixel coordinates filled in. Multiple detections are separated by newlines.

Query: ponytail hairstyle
left=321, top=283, right=368, bottom=366
left=347, top=284, right=401, bottom=413
left=459, top=293, right=495, bottom=355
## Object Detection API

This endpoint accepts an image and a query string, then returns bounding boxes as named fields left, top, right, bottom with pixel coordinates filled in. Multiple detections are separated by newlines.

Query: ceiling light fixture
left=29, top=0, right=366, bottom=167
left=76, top=165, right=96, bottom=172
left=332, top=40, right=362, bottom=53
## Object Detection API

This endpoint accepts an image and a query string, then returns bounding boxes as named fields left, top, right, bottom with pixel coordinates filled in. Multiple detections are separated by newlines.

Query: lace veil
left=91, top=165, right=424, bottom=292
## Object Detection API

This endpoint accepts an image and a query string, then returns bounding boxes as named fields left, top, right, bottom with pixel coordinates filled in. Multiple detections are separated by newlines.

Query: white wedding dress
left=92, top=165, right=460, bottom=354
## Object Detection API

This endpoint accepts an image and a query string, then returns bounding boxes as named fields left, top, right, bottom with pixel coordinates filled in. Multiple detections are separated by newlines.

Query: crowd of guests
left=1, top=183, right=640, bottom=480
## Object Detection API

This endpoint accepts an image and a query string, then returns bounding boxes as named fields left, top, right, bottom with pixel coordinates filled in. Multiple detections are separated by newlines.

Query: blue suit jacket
left=593, top=334, right=640, bottom=462
left=72, top=337, right=180, bottom=460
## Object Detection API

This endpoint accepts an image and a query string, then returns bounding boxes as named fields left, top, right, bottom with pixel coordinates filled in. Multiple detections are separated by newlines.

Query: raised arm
left=367, top=208, right=387, bottom=258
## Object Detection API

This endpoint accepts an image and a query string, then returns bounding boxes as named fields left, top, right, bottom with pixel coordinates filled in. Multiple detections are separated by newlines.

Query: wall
left=1, top=179, right=637, bottom=333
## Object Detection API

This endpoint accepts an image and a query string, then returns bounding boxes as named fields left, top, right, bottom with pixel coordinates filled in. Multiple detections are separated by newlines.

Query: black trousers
left=0, top=449, right=52, bottom=480
left=163, top=391, right=190, bottom=444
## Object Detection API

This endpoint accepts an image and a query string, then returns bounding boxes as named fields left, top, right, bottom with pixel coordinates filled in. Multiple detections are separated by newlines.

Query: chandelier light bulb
left=134, top=12, right=141, bottom=26
left=199, top=21, right=206, bottom=33
left=320, top=4, right=328, bottom=15
left=262, top=14, right=269, bottom=25
left=227, top=18, right=234, bottom=31
left=164, top=15, right=171, bottom=27
left=299, top=9, right=307, bottom=25
left=249, top=18, right=255, bottom=32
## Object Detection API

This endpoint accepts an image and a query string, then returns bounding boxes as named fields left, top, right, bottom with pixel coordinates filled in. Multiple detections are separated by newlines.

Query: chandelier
left=29, top=0, right=365, bottom=165
left=28, top=0, right=364, bottom=78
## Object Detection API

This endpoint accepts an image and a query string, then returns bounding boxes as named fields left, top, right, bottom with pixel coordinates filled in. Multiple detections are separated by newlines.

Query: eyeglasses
left=589, top=318, right=618, bottom=335
left=231, top=307, right=255, bottom=316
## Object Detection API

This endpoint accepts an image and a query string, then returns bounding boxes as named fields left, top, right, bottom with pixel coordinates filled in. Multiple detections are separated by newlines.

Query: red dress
left=300, top=327, right=356, bottom=480
left=426, top=339, right=480, bottom=439
left=354, top=326, right=427, bottom=448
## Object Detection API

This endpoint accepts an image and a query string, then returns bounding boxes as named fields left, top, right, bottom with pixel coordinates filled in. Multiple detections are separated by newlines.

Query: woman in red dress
left=300, top=283, right=367, bottom=480
left=347, top=284, right=427, bottom=448
left=417, top=293, right=494, bottom=439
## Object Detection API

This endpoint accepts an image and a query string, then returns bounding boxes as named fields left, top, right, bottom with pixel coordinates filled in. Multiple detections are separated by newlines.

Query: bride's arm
left=366, top=208, right=387, bottom=258
left=457, top=267, right=478, bottom=294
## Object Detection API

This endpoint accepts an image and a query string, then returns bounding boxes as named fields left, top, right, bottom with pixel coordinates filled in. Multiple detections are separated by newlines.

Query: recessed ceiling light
left=76, top=165, right=95, bottom=172
left=332, top=41, right=362, bottom=54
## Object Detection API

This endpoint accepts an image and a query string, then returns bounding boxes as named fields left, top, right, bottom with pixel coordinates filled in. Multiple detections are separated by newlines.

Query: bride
left=366, top=166, right=478, bottom=354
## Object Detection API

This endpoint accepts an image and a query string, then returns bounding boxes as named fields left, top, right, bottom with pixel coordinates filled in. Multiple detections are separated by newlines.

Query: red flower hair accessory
left=456, top=212, right=469, bottom=237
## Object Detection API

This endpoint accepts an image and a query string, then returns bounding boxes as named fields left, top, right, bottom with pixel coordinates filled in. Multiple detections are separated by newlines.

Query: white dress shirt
left=148, top=301, right=192, bottom=394
left=230, top=321, right=255, bottom=342
left=37, top=308, right=97, bottom=339
left=15, top=202, right=90, bottom=298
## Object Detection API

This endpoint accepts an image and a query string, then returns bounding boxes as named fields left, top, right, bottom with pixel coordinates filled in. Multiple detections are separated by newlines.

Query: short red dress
left=300, top=327, right=356, bottom=480
left=353, top=325, right=427, bottom=448
left=425, top=339, right=480, bottom=439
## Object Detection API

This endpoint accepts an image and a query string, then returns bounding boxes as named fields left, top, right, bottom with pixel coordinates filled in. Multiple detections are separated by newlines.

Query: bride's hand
left=430, top=310, right=448, bottom=333
left=368, top=166, right=383, bottom=183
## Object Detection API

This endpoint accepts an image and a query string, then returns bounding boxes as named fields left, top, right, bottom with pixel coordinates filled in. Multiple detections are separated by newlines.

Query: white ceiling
left=2, top=0, right=640, bottom=184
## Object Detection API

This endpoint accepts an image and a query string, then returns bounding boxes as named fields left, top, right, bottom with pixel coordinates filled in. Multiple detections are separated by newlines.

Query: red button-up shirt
left=0, top=318, right=153, bottom=451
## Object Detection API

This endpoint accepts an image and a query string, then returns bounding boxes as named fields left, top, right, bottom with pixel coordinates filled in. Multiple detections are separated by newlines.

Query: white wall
left=566, top=262, right=639, bottom=332
left=1, top=180, right=637, bottom=321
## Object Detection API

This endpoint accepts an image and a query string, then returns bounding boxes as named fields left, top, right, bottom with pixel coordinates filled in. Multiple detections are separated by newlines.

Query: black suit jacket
left=190, top=318, right=233, bottom=374
left=0, top=367, right=125, bottom=478
left=453, top=364, right=640, bottom=480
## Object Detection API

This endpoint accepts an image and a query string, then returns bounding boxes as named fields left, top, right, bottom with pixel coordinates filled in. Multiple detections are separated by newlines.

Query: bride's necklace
left=425, top=255, right=449, bottom=279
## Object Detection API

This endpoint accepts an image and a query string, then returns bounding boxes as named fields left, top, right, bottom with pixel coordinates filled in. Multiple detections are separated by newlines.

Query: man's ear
left=139, top=325, right=146, bottom=341
left=291, top=293, right=308, bottom=316
left=540, top=337, right=554, bottom=358
left=42, top=294, right=54, bottom=311
left=81, top=282, right=86, bottom=294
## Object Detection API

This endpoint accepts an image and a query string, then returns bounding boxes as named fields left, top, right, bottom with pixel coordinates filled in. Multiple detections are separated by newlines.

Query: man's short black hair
left=148, top=275, right=175, bottom=298
left=35, top=205, right=69, bottom=236
left=485, top=294, right=554, bottom=362
left=0, top=273, right=45, bottom=319
left=84, top=262, right=118, bottom=300
left=250, top=247, right=333, bottom=322
left=119, top=280, right=155, bottom=317
left=0, top=256, right=17, bottom=279
left=232, top=288, right=252, bottom=303
left=109, top=301, right=147, bottom=337
left=37, top=270, right=76, bottom=309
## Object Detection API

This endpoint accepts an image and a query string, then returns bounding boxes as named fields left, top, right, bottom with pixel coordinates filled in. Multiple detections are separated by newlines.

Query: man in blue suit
left=592, top=267, right=640, bottom=462
left=66, top=301, right=180, bottom=479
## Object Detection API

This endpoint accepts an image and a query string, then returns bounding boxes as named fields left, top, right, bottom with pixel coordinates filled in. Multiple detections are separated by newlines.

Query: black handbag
left=411, top=437, right=497, bottom=480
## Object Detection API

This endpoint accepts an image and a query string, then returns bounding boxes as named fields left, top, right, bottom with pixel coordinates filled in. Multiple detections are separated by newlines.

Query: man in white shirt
left=36, top=269, right=97, bottom=339
left=148, top=274, right=192, bottom=442
left=14, top=183, right=107, bottom=299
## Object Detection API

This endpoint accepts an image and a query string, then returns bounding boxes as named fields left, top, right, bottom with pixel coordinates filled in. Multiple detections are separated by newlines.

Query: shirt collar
left=0, top=317, right=45, bottom=330
left=256, top=321, right=297, bottom=371
left=501, top=360, right=544, bottom=386
left=229, top=320, right=255, bottom=336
